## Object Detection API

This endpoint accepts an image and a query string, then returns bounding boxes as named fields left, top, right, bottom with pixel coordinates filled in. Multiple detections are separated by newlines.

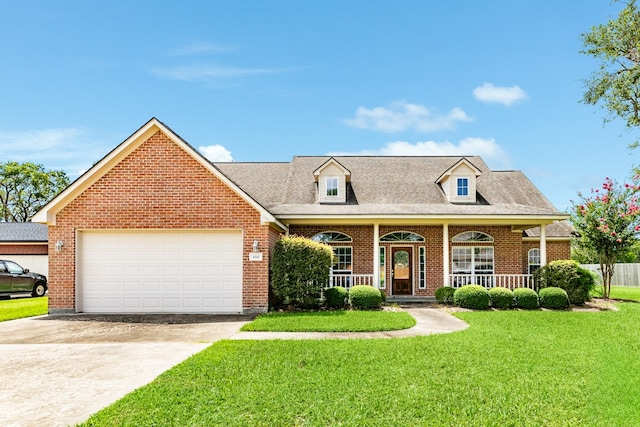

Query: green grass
left=240, top=310, right=416, bottom=332
left=593, top=285, right=640, bottom=301
left=0, top=297, right=48, bottom=322
left=81, top=304, right=640, bottom=426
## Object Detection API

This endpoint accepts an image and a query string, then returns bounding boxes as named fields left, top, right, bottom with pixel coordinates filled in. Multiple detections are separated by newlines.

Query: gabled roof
left=216, top=156, right=566, bottom=222
left=0, top=223, right=48, bottom=242
left=313, top=157, right=351, bottom=182
left=32, top=118, right=283, bottom=228
left=435, top=157, right=482, bottom=184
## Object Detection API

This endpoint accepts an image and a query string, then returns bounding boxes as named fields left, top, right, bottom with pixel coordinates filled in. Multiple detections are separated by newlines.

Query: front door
left=392, top=247, right=412, bottom=295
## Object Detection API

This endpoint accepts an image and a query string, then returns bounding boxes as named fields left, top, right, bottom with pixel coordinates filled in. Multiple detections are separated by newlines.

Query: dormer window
left=326, top=177, right=339, bottom=197
left=435, top=158, right=482, bottom=204
left=314, top=157, right=350, bottom=204
left=457, top=178, right=469, bottom=196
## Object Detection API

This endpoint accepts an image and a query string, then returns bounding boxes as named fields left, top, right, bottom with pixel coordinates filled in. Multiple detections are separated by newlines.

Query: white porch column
left=443, top=224, right=449, bottom=286
left=373, top=222, right=380, bottom=288
left=540, top=224, right=547, bottom=267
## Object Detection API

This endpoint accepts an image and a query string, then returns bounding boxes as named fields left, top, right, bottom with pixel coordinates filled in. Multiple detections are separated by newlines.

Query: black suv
left=0, top=260, right=47, bottom=297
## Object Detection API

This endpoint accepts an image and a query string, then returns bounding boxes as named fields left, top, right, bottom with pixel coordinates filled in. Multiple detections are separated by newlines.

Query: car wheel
left=32, top=282, right=46, bottom=297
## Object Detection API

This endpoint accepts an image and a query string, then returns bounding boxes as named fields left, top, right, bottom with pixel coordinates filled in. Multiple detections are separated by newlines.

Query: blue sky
left=0, top=0, right=636, bottom=212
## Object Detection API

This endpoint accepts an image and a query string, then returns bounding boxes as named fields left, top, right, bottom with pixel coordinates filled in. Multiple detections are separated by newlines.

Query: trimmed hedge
left=534, top=259, right=596, bottom=305
left=271, top=236, right=333, bottom=308
left=539, top=287, right=569, bottom=309
left=324, top=286, right=348, bottom=309
left=349, top=285, right=383, bottom=310
left=453, top=285, right=489, bottom=310
left=488, top=287, right=514, bottom=309
left=435, top=286, right=455, bottom=305
left=513, top=288, right=539, bottom=309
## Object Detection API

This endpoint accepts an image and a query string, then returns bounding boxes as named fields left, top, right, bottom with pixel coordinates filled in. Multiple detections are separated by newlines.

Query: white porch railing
left=448, top=274, right=535, bottom=290
left=328, top=274, right=375, bottom=289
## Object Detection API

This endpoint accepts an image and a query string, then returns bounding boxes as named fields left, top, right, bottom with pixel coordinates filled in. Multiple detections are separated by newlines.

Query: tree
left=571, top=177, right=640, bottom=298
left=581, top=0, right=640, bottom=147
left=0, top=161, right=70, bottom=222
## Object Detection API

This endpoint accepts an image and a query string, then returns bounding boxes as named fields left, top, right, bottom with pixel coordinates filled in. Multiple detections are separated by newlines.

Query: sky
left=0, top=0, right=637, bottom=213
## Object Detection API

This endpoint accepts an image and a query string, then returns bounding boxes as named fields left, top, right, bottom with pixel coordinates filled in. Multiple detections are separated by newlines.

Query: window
left=452, top=231, right=493, bottom=243
left=452, top=247, right=494, bottom=287
left=326, top=177, right=338, bottom=196
left=419, top=246, right=426, bottom=289
left=379, top=247, right=386, bottom=289
left=380, top=231, right=425, bottom=242
left=528, top=248, right=541, bottom=275
left=331, top=246, right=353, bottom=287
left=457, top=178, right=469, bottom=196
left=312, top=231, right=352, bottom=243
left=5, top=261, right=24, bottom=274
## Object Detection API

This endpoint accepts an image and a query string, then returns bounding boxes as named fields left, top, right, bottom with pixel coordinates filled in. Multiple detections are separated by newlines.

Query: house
left=33, top=118, right=570, bottom=314
left=0, top=222, right=49, bottom=276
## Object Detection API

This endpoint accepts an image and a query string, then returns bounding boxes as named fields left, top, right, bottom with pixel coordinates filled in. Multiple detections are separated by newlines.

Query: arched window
left=311, top=231, right=352, bottom=243
left=528, top=248, right=541, bottom=274
left=380, top=231, right=425, bottom=242
left=452, top=231, right=494, bottom=243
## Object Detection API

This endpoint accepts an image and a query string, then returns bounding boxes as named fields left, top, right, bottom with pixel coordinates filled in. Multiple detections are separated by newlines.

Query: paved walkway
left=230, top=307, right=469, bottom=340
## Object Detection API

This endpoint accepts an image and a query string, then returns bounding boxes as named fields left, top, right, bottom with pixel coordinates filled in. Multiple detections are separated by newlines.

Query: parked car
left=0, top=260, right=47, bottom=297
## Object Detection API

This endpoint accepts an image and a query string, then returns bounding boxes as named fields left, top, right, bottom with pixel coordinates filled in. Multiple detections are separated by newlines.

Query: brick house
left=33, top=118, right=570, bottom=314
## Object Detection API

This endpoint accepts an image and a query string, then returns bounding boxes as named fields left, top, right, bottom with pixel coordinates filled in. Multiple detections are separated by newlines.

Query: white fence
left=581, top=264, right=640, bottom=287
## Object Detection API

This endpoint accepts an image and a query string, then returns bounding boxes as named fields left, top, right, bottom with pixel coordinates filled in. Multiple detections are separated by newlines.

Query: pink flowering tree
left=571, top=177, right=640, bottom=298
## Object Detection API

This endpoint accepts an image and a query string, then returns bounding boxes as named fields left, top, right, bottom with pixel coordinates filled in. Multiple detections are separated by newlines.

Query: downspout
left=373, top=222, right=380, bottom=288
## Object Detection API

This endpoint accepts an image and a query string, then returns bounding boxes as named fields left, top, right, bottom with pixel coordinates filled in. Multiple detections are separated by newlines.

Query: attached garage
left=77, top=230, right=243, bottom=313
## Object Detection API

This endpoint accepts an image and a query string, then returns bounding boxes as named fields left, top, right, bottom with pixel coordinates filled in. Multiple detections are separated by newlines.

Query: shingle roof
left=0, top=223, right=48, bottom=242
left=215, top=156, right=563, bottom=217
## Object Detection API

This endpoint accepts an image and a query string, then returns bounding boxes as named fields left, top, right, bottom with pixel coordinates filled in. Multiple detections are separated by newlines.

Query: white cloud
left=0, top=127, right=107, bottom=176
left=168, top=41, right=236, bottom=56
left=329, top=137, right=511, bottom=169
left=199, top=144, right=233, bottom=162
left=152, top=64, right=287, bottom=84
left=343, top=100, right=471, bottom=133
left=472, top=83, right=527, bottom=106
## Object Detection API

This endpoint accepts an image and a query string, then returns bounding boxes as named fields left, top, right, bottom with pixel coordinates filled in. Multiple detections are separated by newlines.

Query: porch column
left=373, top=222, right=380, bottom=288
left=443, top=223, right=449, bottom=286
left=540, top=224, right=547, bottom=267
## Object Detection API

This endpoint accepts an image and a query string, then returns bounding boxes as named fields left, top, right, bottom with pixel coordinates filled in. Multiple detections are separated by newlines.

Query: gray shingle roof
left=0, top=223, right=48, bottom=242
left=215, top=156, right=563, bottom=217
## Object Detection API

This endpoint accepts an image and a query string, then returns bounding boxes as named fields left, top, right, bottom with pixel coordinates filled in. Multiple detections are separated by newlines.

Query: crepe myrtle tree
left=571, top=176, right=640, bottom=298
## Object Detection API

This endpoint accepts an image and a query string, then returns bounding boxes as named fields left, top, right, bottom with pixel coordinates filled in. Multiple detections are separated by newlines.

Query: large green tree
left=581, top=0, right=640, bottom=147
left=0, top=161, right=69, bottom=222
left=571, top=177, right=640, bottom=298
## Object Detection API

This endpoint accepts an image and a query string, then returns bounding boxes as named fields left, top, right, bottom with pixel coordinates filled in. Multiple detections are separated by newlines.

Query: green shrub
left=271, top=236, right=333, bottom=308
left=435, top=286, right=456, bottom=304
left=488, top=287, right=514, bottom=309
left=324, top=286, right=348, bottom=309
left=453, top=285, right=489, bottom=310
left=379, top=289, right=387, bottom=303
left=513, top=287, right=539, bottom=309
left=534, top=259, right=596, bottom=305
left=349, top=285, right=383, bottom=310
left=539, top=287, right=569, bottom=309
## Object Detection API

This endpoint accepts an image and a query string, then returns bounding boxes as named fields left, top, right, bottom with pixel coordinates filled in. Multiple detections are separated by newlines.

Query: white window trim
left=326, top=177, right=339, bottom=197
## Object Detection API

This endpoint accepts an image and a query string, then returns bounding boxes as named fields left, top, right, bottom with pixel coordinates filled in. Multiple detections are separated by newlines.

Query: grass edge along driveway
left=80, top=303, right=640, bottom=427
left=0, top=297, right=47, bottom=322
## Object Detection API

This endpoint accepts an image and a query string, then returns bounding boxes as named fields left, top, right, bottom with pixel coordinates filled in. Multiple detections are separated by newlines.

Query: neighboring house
left=33, top=118, right=570, bottom=315
left=0, top=222, right=49, bottom=276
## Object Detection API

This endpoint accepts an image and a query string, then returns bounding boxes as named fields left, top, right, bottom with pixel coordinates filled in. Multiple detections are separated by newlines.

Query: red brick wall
left=48, top=130, right=271, bottom=314
left=0, top=244, right=48, bottom=255
left=523, top=240, right=571, bottom=270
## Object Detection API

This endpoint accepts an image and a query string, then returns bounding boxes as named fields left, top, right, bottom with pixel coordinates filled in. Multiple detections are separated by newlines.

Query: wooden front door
left=392, top=247, right=412, bottom=295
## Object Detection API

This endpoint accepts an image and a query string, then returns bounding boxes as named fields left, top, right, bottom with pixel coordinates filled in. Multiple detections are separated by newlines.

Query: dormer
left=313, top=157, right=351, bottom=203
left=436, top=158, right=482, bottom=203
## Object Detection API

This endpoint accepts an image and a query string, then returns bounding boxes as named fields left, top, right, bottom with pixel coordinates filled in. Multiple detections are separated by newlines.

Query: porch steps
left=386, top=296, right=437, bottom=304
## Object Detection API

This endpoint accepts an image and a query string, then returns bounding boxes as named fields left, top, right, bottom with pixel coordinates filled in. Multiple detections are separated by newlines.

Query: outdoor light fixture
left=55, top=240, right=64, bottom=251
left=252, top=240, right=259, bottom=252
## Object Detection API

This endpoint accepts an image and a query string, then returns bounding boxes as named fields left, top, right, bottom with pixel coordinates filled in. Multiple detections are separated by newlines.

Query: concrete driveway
left=0, top=313, right=251, bottom=427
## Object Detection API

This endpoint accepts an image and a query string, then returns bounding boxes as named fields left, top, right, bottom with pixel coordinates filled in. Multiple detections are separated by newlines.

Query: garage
left=77, top=230, right=243, bottom=313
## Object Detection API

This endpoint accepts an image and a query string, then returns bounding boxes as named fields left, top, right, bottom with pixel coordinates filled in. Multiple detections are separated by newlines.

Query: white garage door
left=78, top=230, right=243, bottom=313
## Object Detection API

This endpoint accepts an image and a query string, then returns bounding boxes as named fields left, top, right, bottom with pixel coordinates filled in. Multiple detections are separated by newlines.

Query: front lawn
left=593, top=285, right=640, bottom=301
left=81, top=304, right=640, bottom=426
left=0, top=297, right=48, bottom=322
left=240, top=309, right=416, bottom=332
